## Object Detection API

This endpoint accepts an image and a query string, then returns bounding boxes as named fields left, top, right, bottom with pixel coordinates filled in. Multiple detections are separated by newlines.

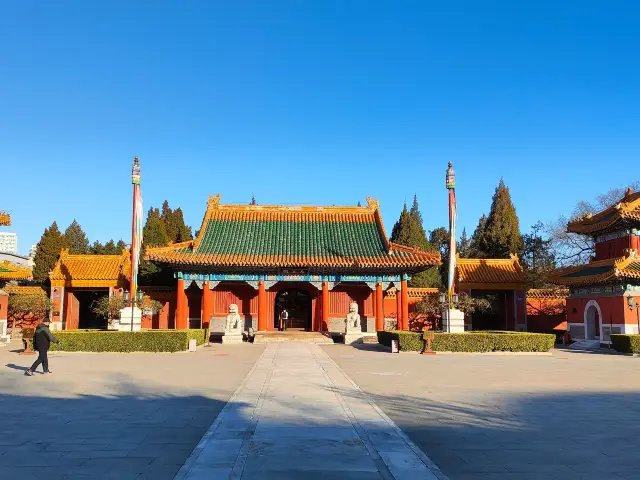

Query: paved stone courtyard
left=325, top=345, right=640, bottom=480
left=2, top=342, right=640, bottom=479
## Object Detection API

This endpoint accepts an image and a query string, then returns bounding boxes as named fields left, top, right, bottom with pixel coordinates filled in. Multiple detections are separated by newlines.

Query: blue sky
left=1, top=1, right=639, bottom=254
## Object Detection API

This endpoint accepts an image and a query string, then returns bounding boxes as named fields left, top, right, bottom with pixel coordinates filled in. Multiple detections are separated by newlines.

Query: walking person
left=279, top=308, right=289, bottom=331
left=25, top=319, right=61, bottom=376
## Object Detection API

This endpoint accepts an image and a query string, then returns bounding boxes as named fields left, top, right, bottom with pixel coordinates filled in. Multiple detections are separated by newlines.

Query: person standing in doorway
left=25, top=319, right=61, bottom=376
left=279, top=309, right=289, bottom=331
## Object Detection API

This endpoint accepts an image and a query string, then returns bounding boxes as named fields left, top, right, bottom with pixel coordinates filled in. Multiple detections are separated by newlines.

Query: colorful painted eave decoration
left=0, top=261, right=32, bottom=281
left=0, top=211, right=10, bottom=226
left=49, top=249, right=131, bottom=287
left=456, top=254, right=526, bottom=289
left=567, top=190, right=640, bottom=235
left=548, top=253, right=640, bottom=286
left=145, top=195, right=441, bottom=271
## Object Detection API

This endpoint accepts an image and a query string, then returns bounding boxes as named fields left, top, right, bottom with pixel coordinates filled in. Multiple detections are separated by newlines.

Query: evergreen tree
left=91, top=241, right=105, bottom=255
left=143, top=208, right=169, bottom=247
left=250, top=194, right=257, bottom=205
left=483, top=179, right=524, bottom=258
left=459, top=228, right=470, bottom=258
left=522, top=221, right=556, bottom=288
left=390, top=203, right=430, bottom=251
left=429, top=227, right=450, bottom=286
left=357, top=201, right=362, bottom=207
left=64, top=220, right=90, bottom=254
left=103, top=239, right=118, bottom=255
left=172, top=208, right=193, bottom=242
left=390, top=201, right=439, bottom=287
left=409, top=194, right=423, bottom=227
left=160, top=201, right=193, bottom=243
left=469, top=214, right=489, bottom=258
left=115, top=239, right=127, bottom=252
left=33, top=222, right=69, bottom=284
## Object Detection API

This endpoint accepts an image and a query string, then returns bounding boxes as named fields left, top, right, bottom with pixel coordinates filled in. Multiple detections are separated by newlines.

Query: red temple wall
left=526, top=297, right=566, bottom=332
left=566, top=296, right=629, bottom=326
left=595, top=236, right=634, bottom=260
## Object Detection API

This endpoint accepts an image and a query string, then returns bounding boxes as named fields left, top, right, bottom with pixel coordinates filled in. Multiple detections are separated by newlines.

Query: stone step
left=362, top=335, right=379, bottom=344
left=253, top=332, right=336, bottom=344
left=569, top=339, right=602, bottom=350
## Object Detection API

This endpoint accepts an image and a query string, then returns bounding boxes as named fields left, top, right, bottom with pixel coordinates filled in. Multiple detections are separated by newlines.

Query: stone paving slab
left=324, top=345, right=640, bottom=480
left=176, top=343, right=445, bottom=479
left=0, top=343, right=264, bottom=480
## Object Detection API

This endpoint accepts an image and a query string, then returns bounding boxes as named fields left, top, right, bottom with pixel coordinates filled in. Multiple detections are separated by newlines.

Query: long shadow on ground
left=336, top=387, right=640, bottom=479
left=0, top=391, right=234, bottom=480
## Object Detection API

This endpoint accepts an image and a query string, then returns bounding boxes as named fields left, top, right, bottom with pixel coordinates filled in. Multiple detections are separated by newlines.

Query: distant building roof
left=49, top=249, right=130, bottom=288
left=3, top=285, right=47, bottom=296
left=386, top=287, right=439, bottom=299
left=549, top=251, right=640, bottom=287
left=0, top=211, right=10, bottom=226
left=0, top=261, right=32, bottom=281
left=567, top=189, right=640, bottom=235
left=456, top=255, right=526, bottom=290
left=146, top=195, right=440, bottom=273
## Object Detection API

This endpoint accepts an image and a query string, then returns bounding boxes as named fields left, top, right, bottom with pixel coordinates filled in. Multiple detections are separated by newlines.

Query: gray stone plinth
left=222, top=333, right=243, bottom=344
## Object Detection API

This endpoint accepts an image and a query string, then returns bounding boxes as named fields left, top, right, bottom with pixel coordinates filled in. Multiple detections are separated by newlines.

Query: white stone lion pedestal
left=344, top=302, right=367, bottom=344
left=222, top=304, right=244, bottom=344
left=118, top=307, right=142, bottom=332
left=443, top=308, right=465, bottom=333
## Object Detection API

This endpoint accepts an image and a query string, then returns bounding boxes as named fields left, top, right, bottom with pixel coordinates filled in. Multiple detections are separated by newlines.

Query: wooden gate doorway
left=274, top=289, right=312, bottom=331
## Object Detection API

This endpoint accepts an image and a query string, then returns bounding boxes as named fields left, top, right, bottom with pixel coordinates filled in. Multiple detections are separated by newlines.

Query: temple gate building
left=145, top=195, right=440, bottom=334
left=550, top=189, right=640, bottom=343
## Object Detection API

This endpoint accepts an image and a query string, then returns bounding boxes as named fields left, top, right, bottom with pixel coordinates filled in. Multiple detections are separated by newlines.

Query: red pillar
left=396, top=287, right=402, bottom=330
left=322, top=281, right=329, bottom=332
left=176, top=279, right=187, bottom=329
left=401, top=279, right=409, bottom=331
left=258, top=280, right=267, bottom=331
left=202, top=281, right=213, bottom=330
left=375, top=282, right=384, bottom=331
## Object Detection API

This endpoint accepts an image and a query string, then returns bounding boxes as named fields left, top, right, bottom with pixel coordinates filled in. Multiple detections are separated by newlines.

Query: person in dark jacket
left=25, top=319, right=61, bottom=376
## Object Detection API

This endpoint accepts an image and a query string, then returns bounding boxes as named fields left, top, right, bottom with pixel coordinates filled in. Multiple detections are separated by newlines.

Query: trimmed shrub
left=48, top=330, right=207, bottom=353
left=377, top=330, right=555, bottom=353
left=611, top=334, right=640, bottom=354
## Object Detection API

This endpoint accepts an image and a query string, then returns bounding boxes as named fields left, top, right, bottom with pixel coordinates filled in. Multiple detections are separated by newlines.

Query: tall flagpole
left=446, top=162, right=457, bottom=307
left=130, top=157, right=142, bottom=331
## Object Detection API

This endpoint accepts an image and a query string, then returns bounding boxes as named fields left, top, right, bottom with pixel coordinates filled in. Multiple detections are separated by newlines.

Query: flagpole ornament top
left=446, top=161, right=455, bottom=190
left=132, top=156, right=141, bottom=185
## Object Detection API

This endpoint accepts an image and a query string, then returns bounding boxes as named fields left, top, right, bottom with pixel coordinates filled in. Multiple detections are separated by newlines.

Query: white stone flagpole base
left=118, top=307, right=142, bottom=331
left=443, top=308, right=465, bottom=333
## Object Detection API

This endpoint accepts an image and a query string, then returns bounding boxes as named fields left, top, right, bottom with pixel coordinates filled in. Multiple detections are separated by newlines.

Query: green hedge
left=377, top=330, right=555, bottom=353
left=611, top=334, right=640, bottom=354
left=48, top=330, right=207, bottom=353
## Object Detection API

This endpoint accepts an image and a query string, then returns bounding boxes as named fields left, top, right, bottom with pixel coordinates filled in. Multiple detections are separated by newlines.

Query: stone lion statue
left=345, top=302, right=361, bottom=333
left=225, top=304, right=243, bottom=334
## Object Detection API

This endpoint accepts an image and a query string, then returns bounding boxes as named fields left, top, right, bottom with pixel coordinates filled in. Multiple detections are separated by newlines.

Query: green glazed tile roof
left=146, top=199, right=441, bottom=271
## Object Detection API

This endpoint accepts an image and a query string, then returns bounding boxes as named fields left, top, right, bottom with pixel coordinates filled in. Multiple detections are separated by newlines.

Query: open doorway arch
left=274, top=289, right=312, bottom=331
left=583, top=300, right=602, bottom=340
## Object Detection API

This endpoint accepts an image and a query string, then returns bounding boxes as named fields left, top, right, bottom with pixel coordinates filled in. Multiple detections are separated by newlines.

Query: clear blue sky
left=1, top=1, right=639, bottom=255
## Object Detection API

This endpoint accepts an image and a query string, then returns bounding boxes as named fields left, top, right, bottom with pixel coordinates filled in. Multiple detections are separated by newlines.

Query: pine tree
left=390, top=201, right=439, bottom=287
left=32, top=222, right=69, bottom=284
left=390, top=203, right=430, bottom=251
left=429, top=227, right=450, bottom=286
left=115, top=239, right=127, bottom=252
left=172, top=208, right=193, bottom=242
left=143, top=208, right=169, bottom=247
left=409, top=194, right=423, bottom=227
left=483, top=179, right=524, bottom=258
left=250, top=194, right=257, bottom=205
left=459, top=228, right=470, bottom=258
left=469, top=214, right=489, bottom=258
left=357, top=201, right=362, bottom=207
left=91, top=241, right=105, bottom=255
left=522, top=221, right=556, bottom=288
left=160, top=201, right=192, bottom=243
left=103, top=240, right=118, bottom=255
left=64, top=220, right=90, bottom=254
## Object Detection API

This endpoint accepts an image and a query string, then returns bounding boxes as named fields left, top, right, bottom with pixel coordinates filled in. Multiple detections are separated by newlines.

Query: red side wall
left=526, top=297, right=567, bottom=332
left=0, top=294, right=7, bottom=322
left=566, top=295, right=629, bottom=325
left=595, top=236, right=634, bottom=260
